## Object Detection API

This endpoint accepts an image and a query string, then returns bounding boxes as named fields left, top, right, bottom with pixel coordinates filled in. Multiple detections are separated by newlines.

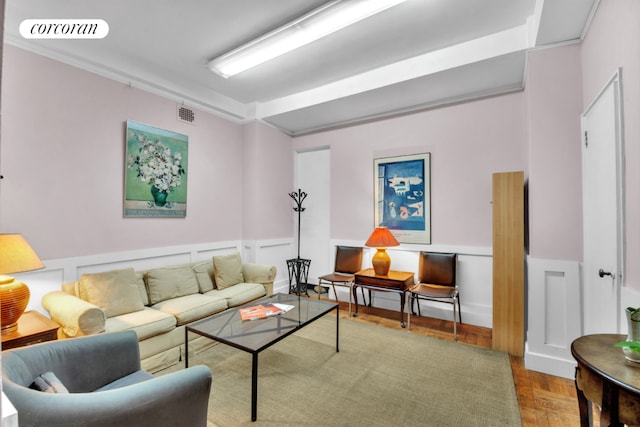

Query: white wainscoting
left=20, top=239, right=594, bottom=380
left=317, top=240, right=494, bottom=329
left=14, top=238, right=491, bottom=327
left=15, top=239, right=295, bottom=316
left=525, top=256, right=582, bottom=379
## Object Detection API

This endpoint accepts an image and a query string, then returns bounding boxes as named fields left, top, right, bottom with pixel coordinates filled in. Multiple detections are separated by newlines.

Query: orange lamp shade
left=365, top=227, right=399, bottom=276
left=0, top=234, right=44, bottom=334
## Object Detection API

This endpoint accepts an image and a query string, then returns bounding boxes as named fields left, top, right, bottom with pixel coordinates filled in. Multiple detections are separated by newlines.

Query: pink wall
left=242, top=121, right=293, bottom=239
left=582, top=0, right=640, bottom=289
left=525, top=44, right=584, bottom=261
left=2, top=0, right=636, bottom=277
left=0, top=45, right=290, bottom=259
left=293, top=92, right=527, bottom=247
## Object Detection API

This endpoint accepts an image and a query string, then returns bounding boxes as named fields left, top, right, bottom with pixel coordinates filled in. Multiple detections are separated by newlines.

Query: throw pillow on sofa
left=135, top=271, right=149, bottom=305
left=146, top=265, right=200, bottom=304
left=77, top=268, right=144, bottom=318
left=212, top=253, right=244, bottom=289
left=29, top=371, right=69, bottom=394
left=192, top=261, right=215, bottom=293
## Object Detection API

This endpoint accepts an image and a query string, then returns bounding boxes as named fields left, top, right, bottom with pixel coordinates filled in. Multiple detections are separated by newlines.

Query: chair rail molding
left=525, top=256, right=581, bottom=379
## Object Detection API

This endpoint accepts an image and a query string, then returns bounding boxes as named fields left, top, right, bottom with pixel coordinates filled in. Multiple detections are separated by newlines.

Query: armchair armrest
left=3, top=331, right=142, bottom=391
left=4, top=364, right=212, bottom=427
left=243, top=263, right=277, bottom=296
left=42, top=291, right=106, bottom=337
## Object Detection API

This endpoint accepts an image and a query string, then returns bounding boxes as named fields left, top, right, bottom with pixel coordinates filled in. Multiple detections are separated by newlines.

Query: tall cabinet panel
left=492, top=171, right=525, bottom=356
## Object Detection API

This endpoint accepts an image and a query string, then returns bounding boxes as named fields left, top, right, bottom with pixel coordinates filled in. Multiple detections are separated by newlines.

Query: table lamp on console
left=365, top=227, right=399, bottom=276
left=0, top=234, right=44, bottom=334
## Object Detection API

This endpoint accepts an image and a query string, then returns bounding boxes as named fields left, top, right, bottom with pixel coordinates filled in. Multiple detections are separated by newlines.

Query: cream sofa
left=41, top=253, right=276, bottom=372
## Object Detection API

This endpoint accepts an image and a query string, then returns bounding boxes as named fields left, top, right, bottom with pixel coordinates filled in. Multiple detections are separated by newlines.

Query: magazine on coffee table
left=270, top=303, right=294, bottom=314
left=240, top=303, right=295, bottom=321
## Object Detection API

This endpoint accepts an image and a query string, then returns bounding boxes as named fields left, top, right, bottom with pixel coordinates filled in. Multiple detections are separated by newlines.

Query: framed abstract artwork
left=124, top=120, right=188, bottom=218
left=374, top=153, right=431, bottom=244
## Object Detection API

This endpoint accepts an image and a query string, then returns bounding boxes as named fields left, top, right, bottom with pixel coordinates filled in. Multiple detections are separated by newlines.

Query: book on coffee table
left=239, top=305, right=268, bottom=321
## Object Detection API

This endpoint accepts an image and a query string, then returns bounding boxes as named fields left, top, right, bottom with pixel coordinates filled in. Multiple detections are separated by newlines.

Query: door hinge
left=584, top=130, right=589, bottom=148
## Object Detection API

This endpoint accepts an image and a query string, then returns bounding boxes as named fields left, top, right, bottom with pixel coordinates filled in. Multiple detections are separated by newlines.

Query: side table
left=571, top=334, right=640, bottom=426
left=353, top=268, right=414, bottom=327
left=1, top=310, right=58, bottom=350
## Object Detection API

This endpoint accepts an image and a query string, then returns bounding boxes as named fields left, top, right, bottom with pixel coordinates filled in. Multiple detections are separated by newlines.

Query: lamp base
left=371, top=248, right=391, bottom=276
left=0, top=275, right=30, bottom=335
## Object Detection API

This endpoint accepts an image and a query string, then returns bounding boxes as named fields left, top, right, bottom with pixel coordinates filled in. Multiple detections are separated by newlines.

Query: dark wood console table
left=571, top=334, right=640, bottom=426
left=353, top=268, right=414, bottom=328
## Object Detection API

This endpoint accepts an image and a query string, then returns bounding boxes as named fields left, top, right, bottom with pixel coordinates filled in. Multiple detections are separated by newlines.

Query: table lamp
left=365, top=227, right=399, bottom=276
left=0, top=234, right=44, bottom=334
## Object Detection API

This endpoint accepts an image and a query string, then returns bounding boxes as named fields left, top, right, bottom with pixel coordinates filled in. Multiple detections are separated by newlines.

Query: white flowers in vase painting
left=124, top=120, right=188, bottom=217
left=127, top=132, right=185, bottom=194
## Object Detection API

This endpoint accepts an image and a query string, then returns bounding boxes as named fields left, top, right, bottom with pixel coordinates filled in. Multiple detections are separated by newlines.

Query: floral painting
left=374, top=153, right=430, bottom=244
left=124, top=120, right=188, bottom=217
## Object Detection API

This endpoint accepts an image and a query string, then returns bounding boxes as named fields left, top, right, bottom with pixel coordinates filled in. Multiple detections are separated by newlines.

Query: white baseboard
left=524, top=347, right=577, bottom=379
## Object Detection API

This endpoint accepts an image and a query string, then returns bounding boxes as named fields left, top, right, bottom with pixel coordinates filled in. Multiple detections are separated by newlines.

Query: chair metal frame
left=317, top=245, right=364, bottom=316
left=408, top=251, right=460, bottom=339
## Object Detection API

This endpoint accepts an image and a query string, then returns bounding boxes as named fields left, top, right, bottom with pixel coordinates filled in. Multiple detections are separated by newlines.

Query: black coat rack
left=287, top=189, right=311, bottom=295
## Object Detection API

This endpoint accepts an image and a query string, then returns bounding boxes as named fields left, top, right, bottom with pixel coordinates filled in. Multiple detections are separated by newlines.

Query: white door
left=582, top=70, right=624, bottom=334
left=294, top=149, right=331, bottom=285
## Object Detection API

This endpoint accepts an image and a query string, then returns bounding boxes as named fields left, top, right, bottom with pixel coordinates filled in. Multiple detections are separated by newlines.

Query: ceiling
left=4, top=0, right=598, bottom=135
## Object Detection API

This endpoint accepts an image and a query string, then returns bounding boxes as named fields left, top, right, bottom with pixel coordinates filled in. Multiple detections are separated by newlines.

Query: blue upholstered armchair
left=2, top=330, right=211, bottom=427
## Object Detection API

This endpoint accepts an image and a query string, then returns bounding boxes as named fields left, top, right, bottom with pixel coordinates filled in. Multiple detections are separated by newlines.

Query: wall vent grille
left=176, top=105, right=196, bottom=125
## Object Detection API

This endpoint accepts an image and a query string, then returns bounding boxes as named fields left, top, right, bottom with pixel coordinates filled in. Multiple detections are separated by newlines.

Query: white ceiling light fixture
left=208, top=0, right=408, bottom=78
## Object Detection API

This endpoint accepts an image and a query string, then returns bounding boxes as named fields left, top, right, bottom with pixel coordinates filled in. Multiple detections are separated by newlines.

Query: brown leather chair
left=317, top=246, right=364, bottom=316
left=408, top=252, right=460, bottom=339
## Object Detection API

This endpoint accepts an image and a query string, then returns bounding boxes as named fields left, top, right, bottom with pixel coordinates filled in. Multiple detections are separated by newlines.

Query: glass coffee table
left=185, top=293, right=339, bottom=422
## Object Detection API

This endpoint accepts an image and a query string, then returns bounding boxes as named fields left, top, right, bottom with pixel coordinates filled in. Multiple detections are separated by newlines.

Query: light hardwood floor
left=320, top=297, right=594, bottom=427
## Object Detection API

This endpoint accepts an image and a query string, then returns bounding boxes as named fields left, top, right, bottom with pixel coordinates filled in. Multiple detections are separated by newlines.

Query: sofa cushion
left=136, top=271, right=149, bottom=306
left=105, top=307, right=176, bottom=341
left=212, top=253, right=244, bottom=289
left=204, top=283, right=266, bottom=307
left=146, top=265, right=200, bottom=304
left=152, top=294, right=228, bottom=326
left=78, top=268, right=144, bottom=318
left=192, top=261, right=215, bottom=293
left=62, top=281, right=76, bottom=295
left=94, top=370, right=154, bottom=392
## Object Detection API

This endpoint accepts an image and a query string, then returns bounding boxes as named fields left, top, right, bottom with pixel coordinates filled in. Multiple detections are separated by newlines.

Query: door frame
left=580, top=68, right=625, bottom=331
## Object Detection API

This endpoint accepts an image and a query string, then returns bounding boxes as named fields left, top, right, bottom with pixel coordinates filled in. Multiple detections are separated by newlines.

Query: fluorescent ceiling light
left=208, top=0, right=407, bottom=78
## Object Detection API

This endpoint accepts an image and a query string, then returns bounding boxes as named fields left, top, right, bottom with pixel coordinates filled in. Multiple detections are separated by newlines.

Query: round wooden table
left=571, top=334, right=640, bottom=426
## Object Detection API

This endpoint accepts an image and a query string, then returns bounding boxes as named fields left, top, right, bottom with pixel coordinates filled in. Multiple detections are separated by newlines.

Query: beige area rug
left=162, top=316, right=521, bottom=427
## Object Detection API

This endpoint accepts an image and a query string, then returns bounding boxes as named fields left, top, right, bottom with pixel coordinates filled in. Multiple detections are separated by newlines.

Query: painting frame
left=374, top=153, right=431, bottom=244
left=124, top=120, right=188, bottom=218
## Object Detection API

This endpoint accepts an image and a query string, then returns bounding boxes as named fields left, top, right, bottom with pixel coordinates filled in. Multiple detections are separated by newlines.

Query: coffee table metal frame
left=185, top=293, right=339, bottom=422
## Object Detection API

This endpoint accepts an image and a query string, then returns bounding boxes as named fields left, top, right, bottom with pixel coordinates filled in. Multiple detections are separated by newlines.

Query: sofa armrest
left=42, top=291, right=106, bottom=337
left=243, top=263, right=277, bottom=296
